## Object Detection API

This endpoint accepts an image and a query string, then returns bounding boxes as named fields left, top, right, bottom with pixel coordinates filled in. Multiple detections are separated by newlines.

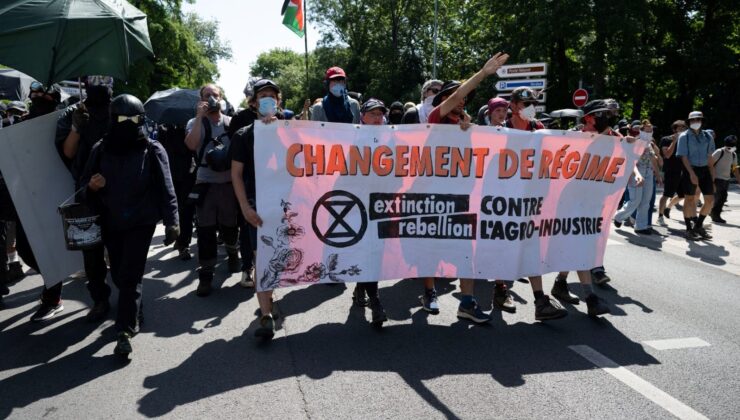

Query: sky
left=183, top=0, right=319, bottom=103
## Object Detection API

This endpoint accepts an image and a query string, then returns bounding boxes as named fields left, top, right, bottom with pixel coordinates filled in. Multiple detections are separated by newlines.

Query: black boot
left=551, top=275, right=579, bottom=304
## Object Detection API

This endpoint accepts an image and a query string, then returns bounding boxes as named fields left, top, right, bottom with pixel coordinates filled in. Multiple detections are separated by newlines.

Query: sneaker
left=30, top=302, right=64, bottom=322
left=685, top=229, right=701, bottom=241
left=585, top=294, right=610, bottom=317
left=420, top=288, right=440, bottom=314
left=457, top=300, right=491, bottom=324
left=675, top=203, right=683, bottom=211
left=624, top=217, right=635, bottom=227
left=255, top=314, right=275, bottom=340
left=550, top=276, right=579, bottom=304
left=369, top=297, right=388, bottom=326
left=352, top=284, right=368, bottom=307
left=492, top=284, right=516, bottom=313
left=663, top=208, right=671, bottom=219
left=711, top=214, right=726, bottom=224
left=196, top=271, right=213, bottom=297
left=239, top=269, right=255, bottom=288
left=657, top=216, right=668, bottom=226
left=7, top=261, right=25, bottom=282
left=534, top=295, right=568, bottom=320
left=592, top=271, right=611, bottom=286
left=634, top=228, right=652, bottom=235
left=178, top=247, right=192, bottom=261
left=613, top=219, right=622, bottom=228
left=0, top=282, right=9, bottom=296
left=85, top=300, right=110, bottom=322
left=693, top=225, right=712, bottom=240
left=114, top=332, right=133, bottom=357
left=697, top=200, right=703, bottom=207
left=227, top=252, right=241, bottom=273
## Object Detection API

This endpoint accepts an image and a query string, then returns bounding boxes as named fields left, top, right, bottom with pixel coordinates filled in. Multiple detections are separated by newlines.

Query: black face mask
left=608, top=115, right=619, bottom=127
left=594, top=115, right=610, bottom=133
left=106, top=120, right=144, bottom=153
left=389, top=112, right=403, bottom=124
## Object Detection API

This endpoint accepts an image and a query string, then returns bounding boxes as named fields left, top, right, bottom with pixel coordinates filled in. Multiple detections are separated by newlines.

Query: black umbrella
left=144, top=88, right=200, bottom=126
left=0, top=69, right=36, bottom=101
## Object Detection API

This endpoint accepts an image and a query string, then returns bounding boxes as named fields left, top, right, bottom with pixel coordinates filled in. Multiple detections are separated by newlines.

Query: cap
left=617, top=119, right=629, bottom=129
left=325, top=66, right=347, bottom=80
left=432, top=80, right=461, bottom=107
left=7, top=101, right=27, bottom=112
left=360, top=98, right=387, bottom=114
left=582, top=100, right=609, bottom=116
left=252, top=79, right=281, bottom=95
left=487, top=97, right=509, bottom=112
left=688, top=111, right=703, bottom=120
left=390, top=101, right=404, bottom=111
left=511, top=87, right=537, bottom=103
left=630, top=120, right=641, bottom=128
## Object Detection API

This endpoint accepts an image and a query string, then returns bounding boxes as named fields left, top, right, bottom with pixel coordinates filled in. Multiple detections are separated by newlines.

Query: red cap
left=487, top=97, right=509, bottom=112
left=325, top=66, right=346, bottom=80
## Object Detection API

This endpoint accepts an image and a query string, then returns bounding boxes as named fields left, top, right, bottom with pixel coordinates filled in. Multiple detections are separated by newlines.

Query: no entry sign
left=572, top=89, right=589, bottom=107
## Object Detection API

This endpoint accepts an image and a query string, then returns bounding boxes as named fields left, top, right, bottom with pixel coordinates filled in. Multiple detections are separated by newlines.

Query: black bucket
left=58, top=202, right=102, bottom=251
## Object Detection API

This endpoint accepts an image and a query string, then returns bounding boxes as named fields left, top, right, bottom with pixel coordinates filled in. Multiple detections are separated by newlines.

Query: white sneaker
left=239, top=270, right=255, bottom=288
left=657, top=216, right=667, bottom=226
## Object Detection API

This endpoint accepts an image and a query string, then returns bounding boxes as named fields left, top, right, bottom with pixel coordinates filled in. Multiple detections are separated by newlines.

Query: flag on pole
left=281, top=0, right=304, bottom=38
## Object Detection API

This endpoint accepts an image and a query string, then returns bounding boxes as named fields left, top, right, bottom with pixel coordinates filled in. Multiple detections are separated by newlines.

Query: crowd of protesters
left=0, top=52, right=736, bottom=358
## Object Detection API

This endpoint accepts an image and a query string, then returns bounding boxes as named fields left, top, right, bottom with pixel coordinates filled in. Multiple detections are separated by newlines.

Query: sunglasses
left=523, top=100, right=537, bottom=106
left=590, top=111, right=607, bottom=118
left=427, top=87, right=441, bottom=94
left=116, top=115, right=143, bottom=124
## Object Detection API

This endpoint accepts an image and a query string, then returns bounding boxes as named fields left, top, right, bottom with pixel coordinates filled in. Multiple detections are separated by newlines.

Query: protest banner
left=0, top=112, right=83, bottom=287
left=254, top=121, right=644, bottom=291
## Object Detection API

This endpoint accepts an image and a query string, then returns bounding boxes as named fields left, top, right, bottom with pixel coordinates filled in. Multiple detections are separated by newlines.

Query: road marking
left=643, top=337, right=710, bottom=351
left=569, top=345, right=708, bottom=420
left=607, top=239, right=623, bottom=246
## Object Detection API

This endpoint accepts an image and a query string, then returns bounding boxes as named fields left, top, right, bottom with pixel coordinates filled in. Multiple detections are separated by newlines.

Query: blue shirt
left=676, top=129, right=715, bottom=167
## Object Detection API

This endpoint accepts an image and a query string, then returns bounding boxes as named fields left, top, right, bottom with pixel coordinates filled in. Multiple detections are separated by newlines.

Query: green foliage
left=118, top=0, right=232, bottom=101
left=255, top=0, right=738, bottom=137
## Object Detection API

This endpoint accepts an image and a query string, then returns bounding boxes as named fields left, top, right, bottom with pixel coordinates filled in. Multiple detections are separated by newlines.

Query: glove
left=72, top=106, right=90, bottom=132
left=164, top=225, right=180, bottom=246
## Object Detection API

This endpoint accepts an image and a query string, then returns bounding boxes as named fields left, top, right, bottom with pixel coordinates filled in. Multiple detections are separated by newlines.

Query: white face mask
left=520, top=104, right=536, bottom=121
left=690, top=122, right=702, bottom=130
left=639, top=131, right=653, bottom=141
left=423, top=96, right=435, bottom=108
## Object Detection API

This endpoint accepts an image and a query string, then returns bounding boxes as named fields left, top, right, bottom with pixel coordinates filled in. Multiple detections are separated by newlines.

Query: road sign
left=495, top=78, right=547, bottom=92
left=496, top=62, right=547, bottom=78
left=497, top=92, right=547, bottom=103
left=535, top=105, right=546, bottom=113
left=572, top=88, right=589, bottom=107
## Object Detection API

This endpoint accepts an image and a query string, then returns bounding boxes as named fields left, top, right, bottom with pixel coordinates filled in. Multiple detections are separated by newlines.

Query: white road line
left=643, top=338, right=711, bottom=351
left=569, top=345, right=708, bottom=420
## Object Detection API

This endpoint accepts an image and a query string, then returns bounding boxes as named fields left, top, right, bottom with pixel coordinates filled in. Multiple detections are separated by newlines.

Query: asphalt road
left=2, top=187, right=740, bottom=419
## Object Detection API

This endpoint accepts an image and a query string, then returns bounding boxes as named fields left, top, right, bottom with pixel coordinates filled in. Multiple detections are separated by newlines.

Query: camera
left=207, top=95, right=220, bottom=112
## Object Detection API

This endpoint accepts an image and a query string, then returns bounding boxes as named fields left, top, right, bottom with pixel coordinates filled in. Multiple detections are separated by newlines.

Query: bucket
left=58, top=190, right=102, bottom=251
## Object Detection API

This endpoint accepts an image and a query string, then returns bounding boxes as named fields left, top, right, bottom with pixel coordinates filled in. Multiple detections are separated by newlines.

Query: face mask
left=258, top=97, right=277, bottom=117
left=519, top=104, right=536, bottom=121
left=690, top=122, right=701, bottom=130
left=594, top=115, right=610, bottom=133
left=330, top=83, right=346, bottom=98
left=423, top=96, right=435, bottom=107
left=30, top=97, right=56, bottom=115
left=608, top=115, right=619, bottom=127
left=639, top=131, right=653, bottom=141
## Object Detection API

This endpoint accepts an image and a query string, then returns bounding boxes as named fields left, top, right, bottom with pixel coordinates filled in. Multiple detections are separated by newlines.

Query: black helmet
left=110, top=94, right=145, bottom=126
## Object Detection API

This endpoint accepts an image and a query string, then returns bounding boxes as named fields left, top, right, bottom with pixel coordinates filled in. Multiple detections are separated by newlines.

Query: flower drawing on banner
left=259, top=199, right=362, bottom=290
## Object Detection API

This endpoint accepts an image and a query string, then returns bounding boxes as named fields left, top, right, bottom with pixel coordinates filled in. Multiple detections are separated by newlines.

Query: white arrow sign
left=495, top=78, right=547, bottom=91
left=496, top=62, right=548, bottom=78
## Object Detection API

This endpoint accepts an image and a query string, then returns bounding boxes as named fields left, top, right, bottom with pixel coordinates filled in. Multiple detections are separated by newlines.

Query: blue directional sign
left=495, top=78, right=547, bottom=91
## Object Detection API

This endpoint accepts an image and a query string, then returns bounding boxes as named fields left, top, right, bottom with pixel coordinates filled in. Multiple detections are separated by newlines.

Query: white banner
left=0, top=112, right=83, bottom=287
left=254, top=121, right=644, bottom=291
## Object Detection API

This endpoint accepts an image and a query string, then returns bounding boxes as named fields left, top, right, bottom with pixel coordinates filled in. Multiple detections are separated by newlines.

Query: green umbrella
left=0, top=0, right=153, bottom=85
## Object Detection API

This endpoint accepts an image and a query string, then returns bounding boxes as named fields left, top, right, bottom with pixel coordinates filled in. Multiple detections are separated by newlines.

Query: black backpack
left=198, top=116, right=231, bottom=172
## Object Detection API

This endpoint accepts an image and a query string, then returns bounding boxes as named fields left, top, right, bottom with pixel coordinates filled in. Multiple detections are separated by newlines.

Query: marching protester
left=676, top=111, right=715, bottom=240
left=350, top=98, right=390, bottom=327
left=1, top=101, right=27, bottom=127
left=184, top=83, right=239, bottom=297
left=505, top=87, right=545, bottom=130
left=613, top=121, right=663, bottom=234
left=486, top=97, right=508, bottom=127
left=401, top=79, right=443, bottom=124
left=81, top=94, right=179, bottom=357
left=658, top=120, right=687, bottom=225
left=56, top=81, right=112, bottom=323
left=710, top=135, right=739, bottom=223
left=388, top=101, right=405, bottom=125
left=231, top=78, right=283, bottom=339
left=310, top=67, right=361, bottom=124
left=427, top=52, right=510, bottom=323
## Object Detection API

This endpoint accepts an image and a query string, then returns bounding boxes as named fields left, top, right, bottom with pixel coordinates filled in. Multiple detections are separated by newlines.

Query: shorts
left=196, top=182, right=238, bottom=228
left=662, top=169, right=683, bottom=198
left=680, top=166, right=713, bottom=196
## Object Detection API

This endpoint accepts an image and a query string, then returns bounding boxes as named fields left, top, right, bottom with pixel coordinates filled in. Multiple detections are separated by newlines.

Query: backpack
left=198, top=116, right=231, bottom=172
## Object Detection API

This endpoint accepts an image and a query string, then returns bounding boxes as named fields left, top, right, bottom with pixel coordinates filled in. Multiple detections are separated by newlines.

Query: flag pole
left=303, top=0, right=310, bottom=100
